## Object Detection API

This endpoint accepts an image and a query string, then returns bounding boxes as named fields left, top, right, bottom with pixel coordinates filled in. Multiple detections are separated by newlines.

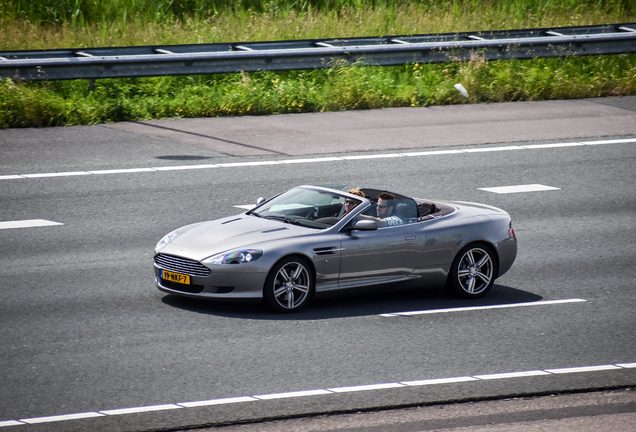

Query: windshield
left=250, top=187, right=362, bottom=229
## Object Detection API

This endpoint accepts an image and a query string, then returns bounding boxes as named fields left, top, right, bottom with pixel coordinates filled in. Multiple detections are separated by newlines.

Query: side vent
left=313, top=246, right=343, bottom=256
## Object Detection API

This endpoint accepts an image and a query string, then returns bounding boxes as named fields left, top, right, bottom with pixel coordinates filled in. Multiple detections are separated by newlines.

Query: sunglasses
left=377, top=204, right=388, bottom=209
left=345, top=200, right=357, bottom=205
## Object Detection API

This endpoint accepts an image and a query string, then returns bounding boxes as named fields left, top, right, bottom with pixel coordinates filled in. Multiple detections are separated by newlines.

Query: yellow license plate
left=162, top=270, right=190, bottom=284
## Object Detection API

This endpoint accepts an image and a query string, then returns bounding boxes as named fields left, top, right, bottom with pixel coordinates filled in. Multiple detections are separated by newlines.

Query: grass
left=3, top=1, right=635, bottom=50
left=1, top=1, right=635, bottom=128
left=3, top=54, right=634, bottom=128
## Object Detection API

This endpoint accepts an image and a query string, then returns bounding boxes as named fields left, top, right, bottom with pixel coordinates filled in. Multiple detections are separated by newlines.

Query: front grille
left=154, top=254, right=211, bottom=277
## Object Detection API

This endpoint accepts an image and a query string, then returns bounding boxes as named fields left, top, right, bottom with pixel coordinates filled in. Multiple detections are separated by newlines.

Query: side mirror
left=256, top=197, right=264, bottom=206
left=352, top=219, right=378, bottom=231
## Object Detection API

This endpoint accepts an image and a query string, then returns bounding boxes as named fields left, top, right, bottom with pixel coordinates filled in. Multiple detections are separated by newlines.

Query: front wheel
left=264, top=257, right=315, bottom=313
left=446, top=244, right=497, bottom=299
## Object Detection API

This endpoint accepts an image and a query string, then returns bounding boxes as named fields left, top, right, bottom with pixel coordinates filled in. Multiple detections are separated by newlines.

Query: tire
left=446, top=243, right=497, bottom=299
left=264, top=256, right=315, bottom=313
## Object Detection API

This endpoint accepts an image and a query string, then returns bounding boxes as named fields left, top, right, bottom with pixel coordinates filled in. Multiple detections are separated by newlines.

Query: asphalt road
left=1, top=97, right=635, bottom=431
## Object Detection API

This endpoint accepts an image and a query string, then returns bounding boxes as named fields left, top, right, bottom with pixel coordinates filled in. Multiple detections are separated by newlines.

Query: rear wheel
left=264, top=257, right=315, bottom=313
left=446, top=244, right=497, bottom=298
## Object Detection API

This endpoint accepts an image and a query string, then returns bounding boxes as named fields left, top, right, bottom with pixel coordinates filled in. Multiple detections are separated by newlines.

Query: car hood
left=157, top=214, right=313, bottom=261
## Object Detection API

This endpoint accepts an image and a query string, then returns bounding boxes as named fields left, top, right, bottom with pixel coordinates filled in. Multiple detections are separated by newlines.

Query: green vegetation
left=1, top=0, right=635, bottom=128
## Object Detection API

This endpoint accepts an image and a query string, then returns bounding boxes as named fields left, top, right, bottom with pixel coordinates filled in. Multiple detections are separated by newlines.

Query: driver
left=360, top=192, right=403, bottom=227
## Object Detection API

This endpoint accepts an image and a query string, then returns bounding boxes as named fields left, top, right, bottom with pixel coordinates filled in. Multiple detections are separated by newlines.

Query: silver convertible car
left=154, top=185, right=517, bottom=312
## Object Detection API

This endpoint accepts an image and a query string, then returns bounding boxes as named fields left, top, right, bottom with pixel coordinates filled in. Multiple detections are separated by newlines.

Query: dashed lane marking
left=478, top=184, right=561, bottom=194
left=0, top=219, right=63, bottom=230
left=379, top=298, right=586, bottom=317
left=1, top=138, right=634, bottom=181
left=3, top=361, right=635, bottom=427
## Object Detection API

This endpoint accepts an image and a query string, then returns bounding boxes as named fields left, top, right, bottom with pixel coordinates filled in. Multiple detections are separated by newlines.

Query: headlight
left=205, top=249, right=263, bottom=265
left=155, top=229, right=179, bottom=251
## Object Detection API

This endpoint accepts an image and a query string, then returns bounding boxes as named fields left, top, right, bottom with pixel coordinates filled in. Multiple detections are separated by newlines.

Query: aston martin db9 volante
left=154, top=185, right=517, bottom=312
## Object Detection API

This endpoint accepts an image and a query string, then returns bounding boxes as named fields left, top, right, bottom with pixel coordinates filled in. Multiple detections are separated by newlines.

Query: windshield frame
left=248, top=186, right=368, bottom=230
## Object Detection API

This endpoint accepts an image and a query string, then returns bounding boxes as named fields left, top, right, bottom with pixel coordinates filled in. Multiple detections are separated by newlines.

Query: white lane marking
left=234, top=204, right=256, bottom=210
left=99, top=404, right=182, bottom=416
left=21, top=412, right=104, bottom=424
left=254, top=389, right=332, bottom=400
left=473, top=370, right=550, bottom=380
left=0, top=421, right=24, bottom=427
left=544, top=365, right=622, bottom=374
left=178, top=396, right=257, bottom=408
left=478, top=184, right=561, bottom=194
left=401, top=376, right=477, bottom=386
left=2, top=361, right=634, bottom=428
left=379, top=299, right=586, bottom=317
left=23, top=171, right=90, bottom=178
left=328, top=383, right=405, bottom=393
left=0, top=219, right=63, bottom=230
left=1, top=138, right=633, bottom=181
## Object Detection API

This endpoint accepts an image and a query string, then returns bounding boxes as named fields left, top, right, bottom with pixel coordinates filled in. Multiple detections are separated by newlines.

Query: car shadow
left=160, top=283, right=543, bottom=320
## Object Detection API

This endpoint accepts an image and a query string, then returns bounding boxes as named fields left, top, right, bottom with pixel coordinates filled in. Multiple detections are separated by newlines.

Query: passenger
left=344, top=188, right=365, bottom=215
left=361, top=192, right=403, bottom=227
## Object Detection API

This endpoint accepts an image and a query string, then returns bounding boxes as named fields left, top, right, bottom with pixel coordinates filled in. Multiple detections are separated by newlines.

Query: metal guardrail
left=1, top=23, right=635, bottom=82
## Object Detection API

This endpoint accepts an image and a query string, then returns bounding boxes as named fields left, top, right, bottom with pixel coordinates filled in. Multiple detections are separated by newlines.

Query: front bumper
left=153, top=263, right=267, bottom=300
